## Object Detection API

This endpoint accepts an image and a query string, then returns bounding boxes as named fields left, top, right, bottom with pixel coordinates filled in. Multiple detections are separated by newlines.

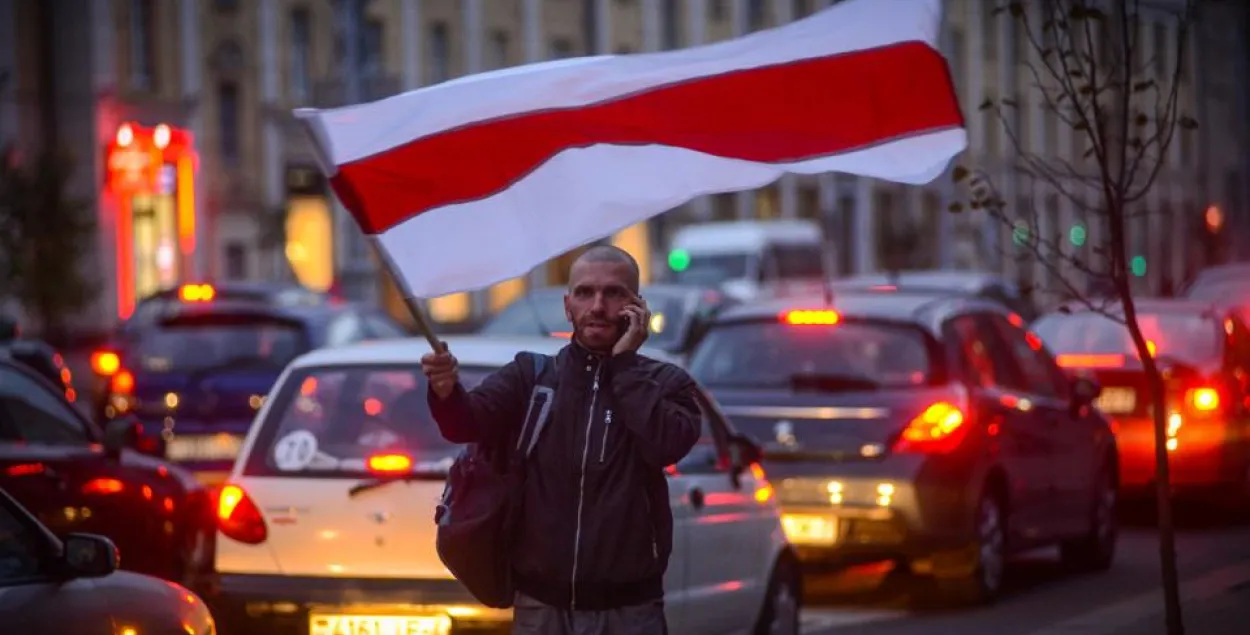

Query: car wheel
left=753, top=554, right=801, bottom=635
left=935, top=490, right=1006, bottom=606
left=1061, top=469, right=1117, bottom=572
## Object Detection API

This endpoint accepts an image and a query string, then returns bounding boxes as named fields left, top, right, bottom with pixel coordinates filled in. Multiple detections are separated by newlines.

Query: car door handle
left=688, top=487, right=705, bottom=511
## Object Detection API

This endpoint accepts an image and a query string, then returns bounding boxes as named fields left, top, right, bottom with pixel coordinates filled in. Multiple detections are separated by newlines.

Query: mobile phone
left=616, top=314, right=631, bottom=336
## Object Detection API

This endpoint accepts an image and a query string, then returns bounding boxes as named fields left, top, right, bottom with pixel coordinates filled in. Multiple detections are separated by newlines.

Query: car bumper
left=203, top=573, right=511, bottom=635
left=1114, top=417, right=1245, bottom=494
left=770, top=465, right=974, bottom=571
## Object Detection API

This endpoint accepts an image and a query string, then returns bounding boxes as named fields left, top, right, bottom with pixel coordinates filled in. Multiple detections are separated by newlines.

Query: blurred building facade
left=0, top=0, right=1246, bottom=333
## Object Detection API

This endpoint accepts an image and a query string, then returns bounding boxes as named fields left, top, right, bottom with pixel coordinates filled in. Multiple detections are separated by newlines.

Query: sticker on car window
left=273, top=430, right=319, bottom=470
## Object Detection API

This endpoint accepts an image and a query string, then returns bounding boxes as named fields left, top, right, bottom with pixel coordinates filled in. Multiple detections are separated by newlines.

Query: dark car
left=1032, top=299, right=1250, bottom=506
left=97, top=299, right=411, bottom=483
left=0, top=353, right=213, bottom=587
left=686, top=290, right=1116, bottom=605
left=0, top=487, right=217, bottom=635
left=478, top=283, right=737, bottom=356
left=827, top=270, right=1038, bottom=322
left=1182, top=263, right=1250, bottom=323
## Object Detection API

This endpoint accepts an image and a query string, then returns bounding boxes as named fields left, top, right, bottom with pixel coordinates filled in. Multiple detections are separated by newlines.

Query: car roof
left=141, top=281, right=320, bottom=298
left=712, top=289, right=1008, bottom=331
left=289, top=334, right=683, bottom=369
left=1044, top=297, right=1220, bottom=317
left=154, top=300, right=365, bottom=326
left=833, top=270, right=1017, bottom=292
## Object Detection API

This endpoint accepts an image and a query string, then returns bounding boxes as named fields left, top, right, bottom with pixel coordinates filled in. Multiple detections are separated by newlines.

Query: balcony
left=309, top=74, right=402, bottom=108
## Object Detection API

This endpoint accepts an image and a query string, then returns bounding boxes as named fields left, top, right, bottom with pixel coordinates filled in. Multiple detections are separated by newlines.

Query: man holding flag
left=295, top=0, right=964, bottom=631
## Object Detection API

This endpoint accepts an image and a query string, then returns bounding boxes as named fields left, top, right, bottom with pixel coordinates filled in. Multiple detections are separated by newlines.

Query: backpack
left=434, top=352, right=559, bottom=609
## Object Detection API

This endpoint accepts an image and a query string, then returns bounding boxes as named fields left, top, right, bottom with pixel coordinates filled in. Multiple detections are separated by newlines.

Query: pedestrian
left=421, top=245, right=702, bottom=635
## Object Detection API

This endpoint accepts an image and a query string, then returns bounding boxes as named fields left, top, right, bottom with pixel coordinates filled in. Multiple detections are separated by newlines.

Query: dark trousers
left=511, top=593, right=668, bottom=635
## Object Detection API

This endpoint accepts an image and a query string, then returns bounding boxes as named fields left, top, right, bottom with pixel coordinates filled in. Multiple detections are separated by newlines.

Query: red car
left=1032, top=299, right=1250, bottom=507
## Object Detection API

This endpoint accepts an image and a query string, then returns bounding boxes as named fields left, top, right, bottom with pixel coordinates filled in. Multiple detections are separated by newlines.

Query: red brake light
left=90, top=350, right=121, bottom=376
left=178, top=283, right=216, bottom=302
left=1055, top=354, right=1126, bottom=369
left=368, top=453, right=413, bottom=475
left=218, top=484, right=267, bottom=544
left=111, top=369, right=135, bottom=395
left=894, top=402, right=967, bottom=454
left=781, top=309, right=840, bottom=326
left=82, top=478, right=125, bottom=495
left=1186, top=386, right=1220, bottom=413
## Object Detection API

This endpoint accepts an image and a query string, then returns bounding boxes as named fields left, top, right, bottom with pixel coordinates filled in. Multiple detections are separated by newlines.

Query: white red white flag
left=295, top=0, right=966, bottom=299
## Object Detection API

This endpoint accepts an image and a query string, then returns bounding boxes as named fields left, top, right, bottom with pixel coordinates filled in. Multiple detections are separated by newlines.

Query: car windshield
left=670, top=253, right=751, bottom=286
left=689, top=320, right=937, bottom=388
left=481, top=290, right=689, bottom=349
left=243, top=365, right=495, bottom=477
left=132, top=320, right=305, bottom=373
left=1032, top=311, right=1221, bottom=366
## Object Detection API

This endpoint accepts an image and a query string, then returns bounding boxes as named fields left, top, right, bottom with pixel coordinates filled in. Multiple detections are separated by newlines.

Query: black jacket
left=429, top=343, right=702, bottom=610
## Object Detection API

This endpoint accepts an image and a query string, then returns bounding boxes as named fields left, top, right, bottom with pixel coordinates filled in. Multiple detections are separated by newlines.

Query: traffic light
left=1068, top=224, right=1087, bottom=247
left=1130, top=255, right=1147, bottom=277
left=667, top=248, right=691, bottom=272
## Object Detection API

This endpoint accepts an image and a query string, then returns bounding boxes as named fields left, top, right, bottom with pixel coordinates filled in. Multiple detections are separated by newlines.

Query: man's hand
left=421, top=344, right=459, bottom=400
left=612, top=295, right=651, bottom=356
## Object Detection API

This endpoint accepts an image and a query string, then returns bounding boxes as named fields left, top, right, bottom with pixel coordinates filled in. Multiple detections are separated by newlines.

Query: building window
left=583, top=0, right=599, bottom=55
left=661, top=0, right=680, bottom=50
left=1153, top=22, right=1168, bottom=79
left=488, top=30, right=510, bottom=69
left=361, top=19, right=384, bottom=79
left=982, top=8, right=998, bottom=61
left=289, top=8, right=311, bottom=102
left=948, top=27, right=966, bottom=102
left=709, top=0, right=727, bottom=21
left=550, top=38, right=574, bottom=59
left=748, top=0, right=767, bottom=31
left=792, top=0, right=813, bottom=19
left=129, top=0, right=156, bottom=90
left=429, top=22, right=449, bottom=83
left=218, top=82, right=240, bottom=166
left=224, top=242, right=248, bottom=280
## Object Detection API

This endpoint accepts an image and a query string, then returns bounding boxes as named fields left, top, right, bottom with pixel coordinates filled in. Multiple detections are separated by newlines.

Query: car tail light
left=781, top=309, right=840, bottom=326
left=368, top=453, right=413, bottom=475
left=894, top=402, right=967, bottom=454
left=82, top=478, right=125, bottom=495
left=1055, top=354, right=1126, bottom=369
left=1185, top=386, right=1221, bottom=415
left=90, top=350, right=121, bottom=376
left=218, top=484, right=267, bottom=544
left=111, top=370, right=135, bottom=394
left=106, top=369, right=136, bottom=415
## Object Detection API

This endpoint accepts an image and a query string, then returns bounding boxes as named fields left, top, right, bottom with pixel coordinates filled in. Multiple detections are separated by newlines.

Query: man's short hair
left=570, top=245, right=641, bottom=293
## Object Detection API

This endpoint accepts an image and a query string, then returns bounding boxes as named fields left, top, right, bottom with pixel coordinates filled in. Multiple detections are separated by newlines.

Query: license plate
left=167, top=434, right=243, bottom=462
left=309, top=614, right=451, bottom=635
left=1095, top=387, right=1137, bottom=414
left=781, top=513, right=839, bottom=545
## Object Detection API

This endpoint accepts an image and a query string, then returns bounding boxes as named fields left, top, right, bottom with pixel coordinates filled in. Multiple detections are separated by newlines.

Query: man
left=421, top=245, right=702, bottom=635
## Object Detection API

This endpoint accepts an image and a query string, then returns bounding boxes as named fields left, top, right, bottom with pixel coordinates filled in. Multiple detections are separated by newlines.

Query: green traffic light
left=668, top=248, right=691, bottom=272
left=1069, top=224, right=1087, bottom=247
left=1131, top=255, right=1147, bottom=277
left=1012, top=221, right=1029, bottom=246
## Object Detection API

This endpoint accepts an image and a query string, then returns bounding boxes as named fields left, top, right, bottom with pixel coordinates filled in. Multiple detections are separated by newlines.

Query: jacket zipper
left=570, top=362, right=601, bottom=610
left=598, top=409, right=613, bottom=463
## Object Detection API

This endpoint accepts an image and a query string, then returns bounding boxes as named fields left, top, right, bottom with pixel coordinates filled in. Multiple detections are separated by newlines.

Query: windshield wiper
left=348, top=470, right=448, bottom=498
left=788, top=372, right=880, bottom=393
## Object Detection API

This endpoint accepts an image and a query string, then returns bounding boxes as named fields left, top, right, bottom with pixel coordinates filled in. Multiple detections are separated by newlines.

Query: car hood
left=95, top=572, right=215, bottom=634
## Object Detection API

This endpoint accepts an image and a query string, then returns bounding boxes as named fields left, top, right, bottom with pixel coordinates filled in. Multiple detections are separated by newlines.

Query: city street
left=799, top=507, right=1250, bottom=634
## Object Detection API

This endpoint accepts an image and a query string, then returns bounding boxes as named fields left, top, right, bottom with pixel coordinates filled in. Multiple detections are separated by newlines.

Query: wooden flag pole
left=367, top=236, right=446, bottom=353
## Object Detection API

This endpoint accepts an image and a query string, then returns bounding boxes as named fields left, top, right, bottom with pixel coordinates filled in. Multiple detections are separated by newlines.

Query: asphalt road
left=798, top=504, right=1250, bottom=634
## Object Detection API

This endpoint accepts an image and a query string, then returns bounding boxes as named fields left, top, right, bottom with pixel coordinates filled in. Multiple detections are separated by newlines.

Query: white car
left=205, top=335, right=799, bottom=635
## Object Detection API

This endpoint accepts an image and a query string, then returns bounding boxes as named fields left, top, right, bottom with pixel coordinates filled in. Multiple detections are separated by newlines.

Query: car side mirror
left=727, top=434, right=764, bottom=488
left=102, top=416, right=147, bottom=459
left=60, top=533, right=119, bottom=578
left=1071, top=376, right=1102, bottom=409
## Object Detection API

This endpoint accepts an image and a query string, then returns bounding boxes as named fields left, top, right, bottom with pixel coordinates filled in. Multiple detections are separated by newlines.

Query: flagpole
left=368, top=235, right=446, bottom=353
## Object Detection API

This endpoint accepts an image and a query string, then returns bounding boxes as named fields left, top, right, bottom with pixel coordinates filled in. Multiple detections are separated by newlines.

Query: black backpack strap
left=514, top=352, right=559, bottom=460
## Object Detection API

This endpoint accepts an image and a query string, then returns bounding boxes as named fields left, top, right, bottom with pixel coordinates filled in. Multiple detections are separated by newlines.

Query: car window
left=325, top=313, right=365, bottom=347
left=134, top=318, right=305, bottom=373
left=1032, top=310, right=1222, bottom=368
left=0, top=500, right=46, bottom=584
left=946, top=314, right=1018, bottom=389
left=987, top=315, right=1066, bottom=399
left=690, top=320, right=939, bottom=388
left=767, top=244, right=825, bottom=280
left=0, top=366, right=92, bottom=445
left=242, top=364, right=495, bottom=477
left=670, top=253, right=752, bottom=287
left=365, top=314, right=409, bottom=340
left=673, top=392, right=730, bottom=475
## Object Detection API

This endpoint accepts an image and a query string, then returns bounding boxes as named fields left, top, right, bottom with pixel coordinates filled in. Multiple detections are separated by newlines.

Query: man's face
left=564, top=261, right=635, bottom=353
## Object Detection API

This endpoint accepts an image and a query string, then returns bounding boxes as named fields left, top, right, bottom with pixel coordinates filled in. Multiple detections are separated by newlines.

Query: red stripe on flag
left=331, top=41, right=964, bottom=234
